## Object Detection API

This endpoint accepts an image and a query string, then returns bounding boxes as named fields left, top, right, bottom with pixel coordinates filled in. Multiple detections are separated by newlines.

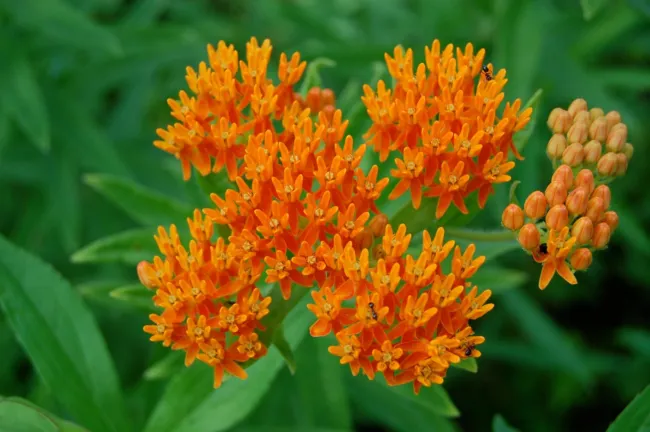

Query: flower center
left=345, top=221, right=355, bottom=231
left=461, top=140, right=471, bottom=149
left=269, top=218, right=279, bottom=228
left=314, top=208, right=324, bottom=218
left=446, top=104, right=455, bottom=112
left=325, top=171, right=335, bottom=181
left=449, top=175, right=457, bottom=184
left=226, top=314, right=235, bottom=324
left=168, top=295, right=177, bottom=304
left=243, top=241, right=252, bottom=251
left=156, top=324, right=165, bottom=333
left=242, top=192, right=251, bottom=201
left=191, top=287, right=200, bottom=296
left=323, top=303, right=333, bottom=313
left=194, top=327, right=203, bottom=336
left=343, top=344, right=353, bottom=354
left=381, top=275, right=390, bottom=285
left=307, top=255, right=316, bottom=265
left=256, top=164, right=264, bottom=173
left=284, top=185, right=294, bottom=194
left=406, top=161, right=416, bottom=171
left=382, top=352, right=393, bottom=363
left=275, top=262, right=285, bottom=272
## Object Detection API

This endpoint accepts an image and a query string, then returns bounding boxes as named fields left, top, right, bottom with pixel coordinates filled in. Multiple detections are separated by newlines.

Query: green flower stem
left=444, top=227, right=515, bottom=242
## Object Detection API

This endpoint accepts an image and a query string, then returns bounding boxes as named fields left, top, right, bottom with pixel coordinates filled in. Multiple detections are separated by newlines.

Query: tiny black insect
left=539, top=243, right=548, bottom=254
left=481, top=64, right=493, bottom=81
left=368, top=302, right=375, bottom=309
left=368, top=302, right=378, bottom=320
left=464, top=344, right=475, bottom=357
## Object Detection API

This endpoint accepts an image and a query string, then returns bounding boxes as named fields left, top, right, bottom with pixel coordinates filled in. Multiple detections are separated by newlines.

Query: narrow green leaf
left=607, top=385, right=650, bottom=432
left=48, top=155, right=80, bottom=253
left=382, top=377, right=460, bottom=418
left=121, top=0, right=172, bottom=26
left=501, top=290, right=591, bottom=384
left=451, top=357, right=478, bottom=373
left=144, top=294, right=313, bottom=432
left=0, top=235, right=129, bottom=432
left=444, top=227, right=520, bottom=260
left=493, top=414, right=520, bottom=432
left=0, top=397, right=90, bottom=432
left=84, top=174, right=193, bottom=226
left=509, top=180, right=521, bottom=205
left=299, top=57, right=336, bottom=97
left=469, top=267, right=528, bottom=295
left=617, top=328, right=650, bottom=357
left=1, top=55, right=50, bottom=152
left=513, top=89, right=543, bottom=153
left=143, top=352, right=185, bottom=381
left=72, top=228, right=158, bottom=265
left=580, top=0, right=611, bottom=20
left=110, top=283, right=156, bottom=311
left=0, top=0, right=121, bottom=55
left=574, top=6, right=642, bottom=57
left=271, top=324, right=297, bottom=375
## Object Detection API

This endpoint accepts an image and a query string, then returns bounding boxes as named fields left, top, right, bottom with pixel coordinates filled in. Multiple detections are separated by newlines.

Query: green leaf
left=348, top=375, right=456, bottom=432
left=580, top=0, right=611, bottom=20
left=493, top=414, right=520, bottom=432
left=381, top=377, right=460, bottom=418
left=0, top=0, right=121, bottom=55
left=48, top=154, right=80, bottom=253
left=71, top=228, right=159, bottom=265
left=0, top=54, right=50, bottom=152
left=299, top=57, right=336, bottom=97
left=110, top=283, right=156, bottom=310
left=513, top=89, right=543, bottom=153
left=617, top=328, right=650, bottom=358
left=143, top=352, right=185, bottom=381
left=444, top=227, right=520, bottom=260
left=469, top=267, right=528, bottom=295
left=451, top=357, right=478, bottom=373
left=78, top=280, right=155, bottom=312
left=143, top=293, right=313, bottom=432
left=0, top=234, right=129, bottom=432
left=508, top=180, right=521, bottom=206
left=607, top=385, right=650, bottom=432
left=574, top=6, right=642, bottom=57
left=500, top=290, right=591, bottom=384
left=271, top=324, right=297, bottom=375
left=84, top=174, right=194, bottom=226
left=0, top=397, right=90, bottom=432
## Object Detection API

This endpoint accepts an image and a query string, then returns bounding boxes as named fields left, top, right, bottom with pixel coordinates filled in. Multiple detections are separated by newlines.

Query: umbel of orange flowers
left=502, top=98, right=633, bottom=289
left=138, top=37, right=531, bottom=392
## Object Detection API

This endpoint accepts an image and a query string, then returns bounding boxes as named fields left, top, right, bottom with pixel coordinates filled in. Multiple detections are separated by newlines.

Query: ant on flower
left=481, top=64, right=493, bottom=81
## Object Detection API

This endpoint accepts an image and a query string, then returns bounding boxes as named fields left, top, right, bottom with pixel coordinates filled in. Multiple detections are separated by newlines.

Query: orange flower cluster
left=140, top=37, right=495, bottom=392
left=361, top=41, right=533, bottom=218
left=502, top=99, right=632, bottom=289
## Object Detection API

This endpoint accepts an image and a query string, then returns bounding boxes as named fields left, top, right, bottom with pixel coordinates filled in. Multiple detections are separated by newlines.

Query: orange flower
left=539, top=227, right=578, bottom=289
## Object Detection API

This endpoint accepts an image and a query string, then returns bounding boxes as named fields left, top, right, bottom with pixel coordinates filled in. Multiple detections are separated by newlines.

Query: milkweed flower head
left=140, top=37, right=498, bottom=392
left=362, top=41, right=533, bottom=218
left=502, top=98, right=632, bottom=289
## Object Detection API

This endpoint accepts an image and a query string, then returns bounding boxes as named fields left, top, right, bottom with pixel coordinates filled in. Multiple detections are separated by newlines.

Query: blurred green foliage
left=1, top=0, right=650, bottom=431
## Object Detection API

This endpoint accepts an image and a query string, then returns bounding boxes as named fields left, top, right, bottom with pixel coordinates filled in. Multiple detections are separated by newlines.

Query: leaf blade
left=72, top=228, right=159, bottom=265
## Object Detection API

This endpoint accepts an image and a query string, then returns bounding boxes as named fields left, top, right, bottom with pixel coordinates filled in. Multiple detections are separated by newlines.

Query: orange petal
left=539, top=261, right=556, bottom=290
left=556, top=261, right=578, bottom=285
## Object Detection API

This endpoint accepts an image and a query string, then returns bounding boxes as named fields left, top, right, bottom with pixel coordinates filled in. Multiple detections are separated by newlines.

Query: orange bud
left=568, top=98, right=588, bottom=117
left=585, top=196, right=605, bottom=223
left=552, top=165, right=574, bottom=189
left=583, top=140, right=602, bottom=164
left=321, top=88, right=335, bottom=106
left=567, top=122, right=589, bottom=145
left=597, top=152, right=618, bottom=177
left=546, top=204, right=569, bottom=230
left=571, top=216, right=594, bottom=244
left=591, top=185, right=611, bottom=209
left=589, top=107, right=605, bottom=121
left=603, top=211, right=619, bottom=231
left=606, top=128, right=626, bottom=153
left=369, top=213, right=389, bottom=237
left=321, top=104, right=336, bottom=122
left=546, top=134, right=567, bottom=160
left=137, top=261, right=156, bottom=289
left=306, top=87, right=321, bottom=111
left=570, top=248, right=592, bottom=271
left=574, top=111, right=591, bottom=125
left=518, top=223, right=541, bottom=250
left=502, top=204, right=525, bottom=230
left=575, top=169, right=595, bottom=194
left=615, top=153, right=628, bottom=176
left=605, top=111, right=621, bottom=129
left=623, top=143, right=634, bottom=160
left=545, top=181, right=568, bottom=207
left=524, top=191, right=547, bottom=219
left=566, top=187, right=589, bottom=216
left=592, top=222, right=611, bottom=249
left=589, top=117, right=608, bottom=142
left=562, top=143, right=585, bottom=167
left=547, top=108, right=572, bottom=133
left=355, top=227, right=374, bottom=250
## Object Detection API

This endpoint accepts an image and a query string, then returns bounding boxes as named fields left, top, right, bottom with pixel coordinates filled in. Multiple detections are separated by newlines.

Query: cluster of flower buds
left=545, top=98, right=633, bottom=178
left=502, top=99, right=631, bottom=289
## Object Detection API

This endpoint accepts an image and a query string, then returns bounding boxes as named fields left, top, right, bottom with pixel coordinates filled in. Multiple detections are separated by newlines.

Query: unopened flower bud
left=524, top=191, right=547, bottom=219
left=589, top=107, right=605, bottom=121
left=566, top=187, right=589, bottom=215
left=369, top=213, right=389, bottom=237
left=546, top=204, right=569, bottom=230
left=137, top=261, right=156, bottom=289
left=502, top=204, right=525, bottom=230
left=591, top=185, right=611, bottom=209
left=603, top=211, right=619, bottom=231
left=570, top=248, right=593, bottom=271
left=568, top=98, right=588, bottom=117
left=546, top=134, right=567, bottom=160
left=547, top=108, right=572, bottom=134
left=606, top=128, right=626, bottom=153
left=605, top=111, right=621, bottom=129
left=622, top=143, right=634, bottom=160
left=321, top=88, right=335, bottom=106
left=575, top=169, right=595, bottom=194
left=373, top=244, right=386, bottom=260
left=562, top=143, right=585, bottom=167
left=585, top=196, right=605, bottom=223
left=574, top=111, right=591, bottom=125
left=597, top=153, right=618, bottom=177
left=355, top=227, right=374, bottom=250
left=552, top=165, right=574, bottom=189
left=545, top=181, right=568, bottom=207
left=583, top=140, right=602, bottom=164
left=518, top=223, right=540, bottom=250
left=571, top=216, right=594, bottom=244
left=589, top=117, right=608, bottom=142
left=592, top=222, right=611, bottom=249
left=615, top=153, right=628, bottom=176
left=567, top=122, right=589, bottom=144
left=306, top=87, right=321, bottom=111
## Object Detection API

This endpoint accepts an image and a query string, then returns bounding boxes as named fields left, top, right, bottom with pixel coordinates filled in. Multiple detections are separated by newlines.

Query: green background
left=1, top=0, right=649, bottom=431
